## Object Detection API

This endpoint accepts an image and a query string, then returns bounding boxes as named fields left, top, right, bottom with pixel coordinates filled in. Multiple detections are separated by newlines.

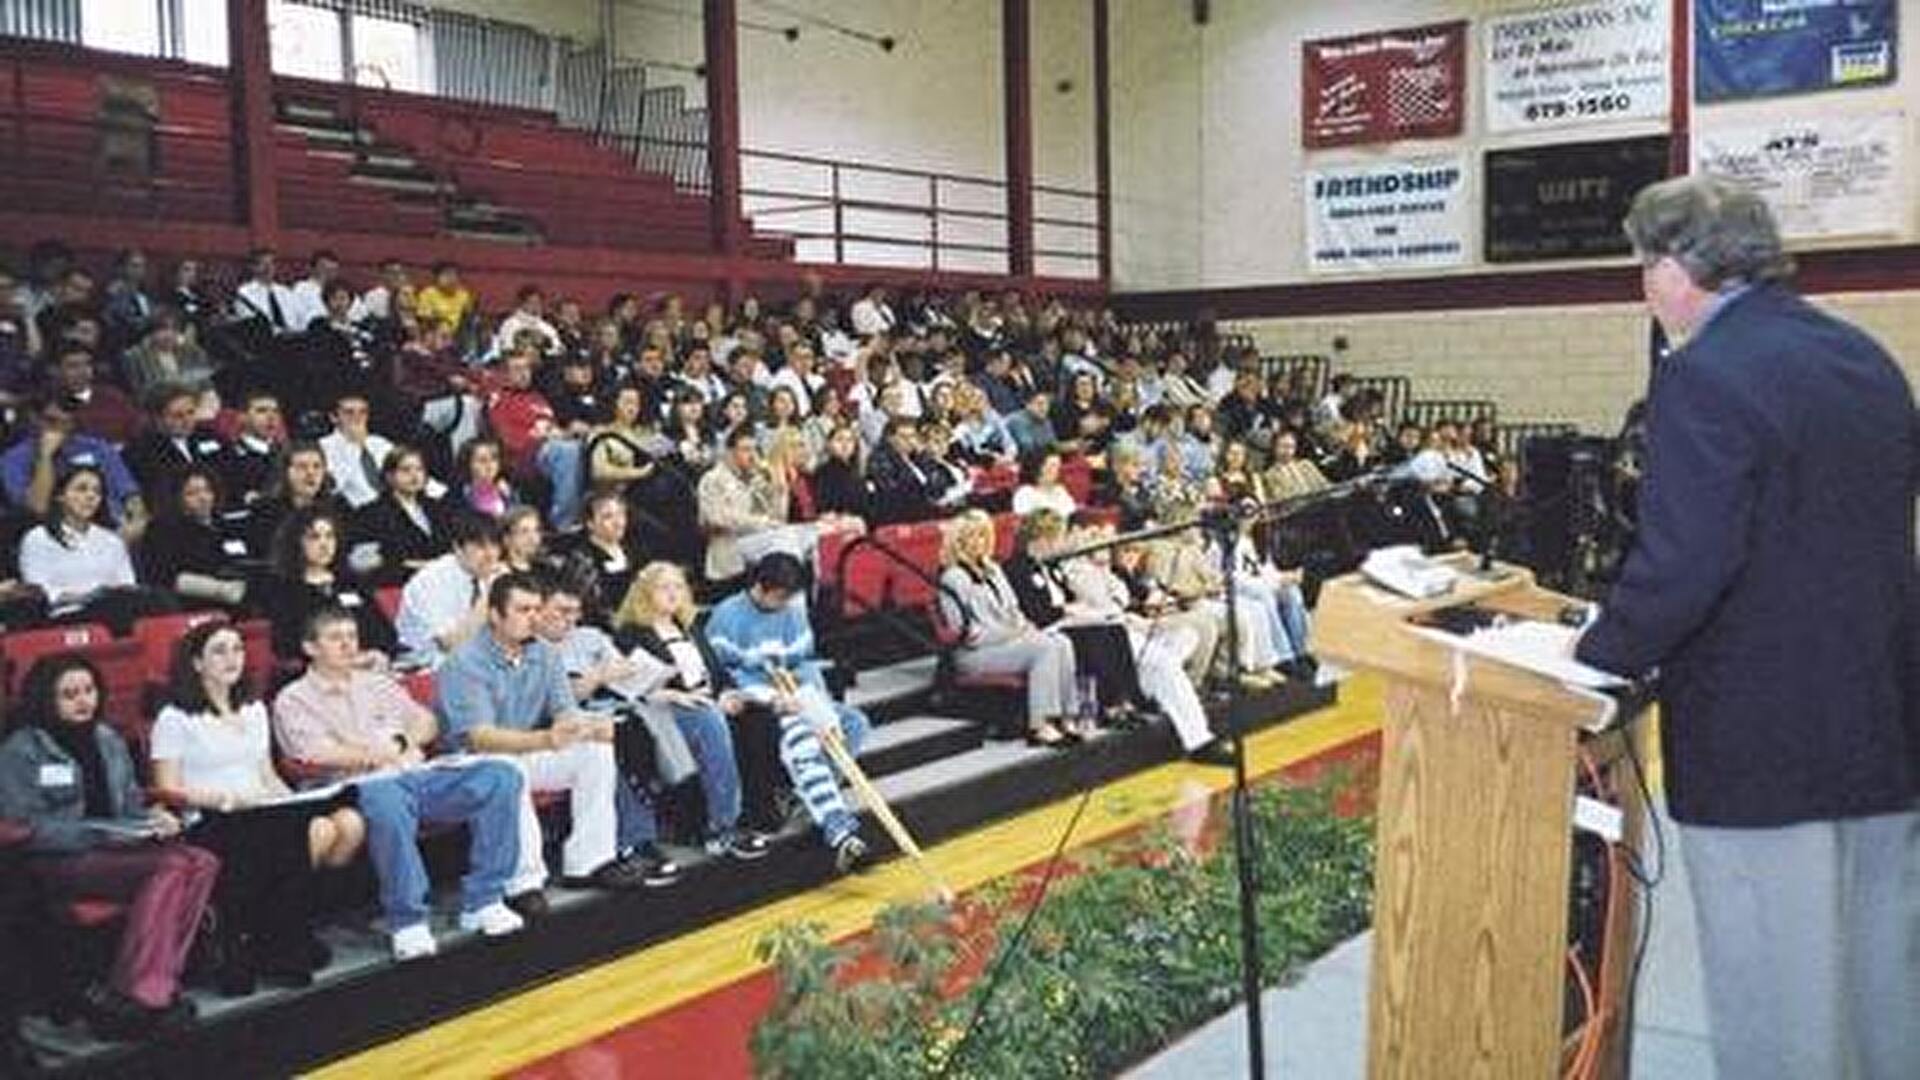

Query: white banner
left=1305, top=158, right=1469, bottom=275
left=1692, top=112, right=1907, bottom=241
left=1485, top=0, right=1669, bottom=133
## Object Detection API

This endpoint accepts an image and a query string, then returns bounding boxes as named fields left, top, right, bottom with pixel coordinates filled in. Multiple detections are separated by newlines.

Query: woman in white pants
left=1062, top=526, right=1217, bottom=755
left=1145, top=513, right=1286, bottom=689
left=936, top=510, right=1079, bottom=748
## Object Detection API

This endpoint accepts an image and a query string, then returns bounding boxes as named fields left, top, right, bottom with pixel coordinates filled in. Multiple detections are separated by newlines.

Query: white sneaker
left=458, top=901, right=526, bottom=938
left=391, top=923, right=438, bottom=961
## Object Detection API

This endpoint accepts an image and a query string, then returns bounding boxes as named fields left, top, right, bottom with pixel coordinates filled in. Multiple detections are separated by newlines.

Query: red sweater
left=486, top=385, right=555, bottom=471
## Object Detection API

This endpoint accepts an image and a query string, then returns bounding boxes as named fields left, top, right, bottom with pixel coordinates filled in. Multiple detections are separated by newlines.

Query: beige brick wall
left=1240, top=290, right=1920, bottom=434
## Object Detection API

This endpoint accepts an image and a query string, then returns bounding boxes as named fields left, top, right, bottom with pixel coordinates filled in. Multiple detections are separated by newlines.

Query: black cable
left=934, top=771, right=1097, bottom=1079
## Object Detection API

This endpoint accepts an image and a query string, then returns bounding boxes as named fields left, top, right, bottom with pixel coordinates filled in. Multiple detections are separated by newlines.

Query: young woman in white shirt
left=17, top=464, right=175, bottom=632
left=149, top=622, right=363, bottom=996
left=1011, top=448, right=1078, bottom=519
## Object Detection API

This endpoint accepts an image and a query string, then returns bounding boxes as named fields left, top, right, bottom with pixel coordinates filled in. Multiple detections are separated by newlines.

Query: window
left=268, top=0, right=343, bottom=81
left=351, top=14, right=424, bottom=92
left=82, top=0, right=163, bottom=57
left=180, top=0, right=229, bottom=67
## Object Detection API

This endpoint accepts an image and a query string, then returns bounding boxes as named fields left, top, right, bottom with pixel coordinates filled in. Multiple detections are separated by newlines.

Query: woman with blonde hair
left=610, top=563, right=771, bottom=861
left=936, top=510, right=1078, bottom=747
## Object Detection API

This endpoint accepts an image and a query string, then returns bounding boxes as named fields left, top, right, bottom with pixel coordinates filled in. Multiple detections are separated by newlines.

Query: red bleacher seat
left=131, top=611, right=230, bottom=686
left=1078, top=505, right=1122, bottom=530
left=0, top=623, right=147, bottom=743
left=881, top=522, right=945, bottom=609
left=818, top=529, right=888, bottom=618
left=235, top=619, right=281, bottom=690
left=992, top=513, right=1019, bottom=561
left=376, top=586, right=404, bottom=623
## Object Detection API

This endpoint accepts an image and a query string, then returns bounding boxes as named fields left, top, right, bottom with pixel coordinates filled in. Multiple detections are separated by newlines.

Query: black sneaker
left=505, top=889, right=551, bottom=921
left=634, top=844, right=683, bottom=887
left=1185, top=740, right=1238, bottom=768
left=707, top=831, right=773, bottom=861
left=833, top=832, right=869, bottom=875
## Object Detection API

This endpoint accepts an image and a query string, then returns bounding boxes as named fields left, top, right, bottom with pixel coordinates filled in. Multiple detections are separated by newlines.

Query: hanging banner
left=1485, top=135, right=1671, bottom=262
left=1485, top=0, right=1670, bottom=133
left=1302, top=21, right=1467, bottom=148
left=1696, top=0, right=1898, bottom=102
left=1693, top=112, right=1906, bottom=239
left=1305, top=158, right=1469, bottom=274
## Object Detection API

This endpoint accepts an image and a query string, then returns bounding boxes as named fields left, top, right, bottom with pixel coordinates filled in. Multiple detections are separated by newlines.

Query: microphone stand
left=1443, top=460, right=1522, bottom=581
left=1038, top=470, right=1389, bottom=1079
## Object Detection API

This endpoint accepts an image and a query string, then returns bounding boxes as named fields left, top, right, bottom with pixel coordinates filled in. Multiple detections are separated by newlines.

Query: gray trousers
left=956, top=630, right=1078, bottom=725
left=1679, top=806, right=1919, bottom=1080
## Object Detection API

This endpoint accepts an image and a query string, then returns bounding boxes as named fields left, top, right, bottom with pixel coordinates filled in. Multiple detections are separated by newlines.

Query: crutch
left=769, top=666, right=955, bottom=904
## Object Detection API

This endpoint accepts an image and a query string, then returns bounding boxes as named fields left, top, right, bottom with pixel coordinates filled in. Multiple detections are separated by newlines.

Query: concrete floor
left=1128, top=807, right=1716, bottom=1079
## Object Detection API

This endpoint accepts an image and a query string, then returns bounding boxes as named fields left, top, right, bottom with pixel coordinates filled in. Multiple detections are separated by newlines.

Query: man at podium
left=1574, top=176, right=1918, bottom=1080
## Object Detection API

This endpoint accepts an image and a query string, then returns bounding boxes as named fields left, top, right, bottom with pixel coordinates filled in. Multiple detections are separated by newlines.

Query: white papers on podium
left=1410, top=619, right=1628, bottom=691
left=1361, top=545, right=1459, bottom=600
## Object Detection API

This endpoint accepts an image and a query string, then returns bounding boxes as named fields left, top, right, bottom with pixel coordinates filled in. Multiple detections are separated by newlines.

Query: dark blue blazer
left=1577, top=285, right=1918, bottom=827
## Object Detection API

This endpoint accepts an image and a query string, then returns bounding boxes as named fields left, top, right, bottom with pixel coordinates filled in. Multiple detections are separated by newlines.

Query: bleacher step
left=856, top=715, right=985, bottom=780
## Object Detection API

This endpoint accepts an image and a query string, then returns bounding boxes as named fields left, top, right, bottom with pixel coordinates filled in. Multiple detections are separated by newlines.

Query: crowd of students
left=0, top=240, right=1506, bottom=1054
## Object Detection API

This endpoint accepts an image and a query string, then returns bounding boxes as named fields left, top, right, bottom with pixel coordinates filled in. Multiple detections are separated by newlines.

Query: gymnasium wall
left=1110, top=0, right=1920, bottom=429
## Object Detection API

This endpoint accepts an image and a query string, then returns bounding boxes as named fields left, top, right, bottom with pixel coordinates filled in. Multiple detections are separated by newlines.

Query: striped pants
left=776, top=691, right=872, bottom=847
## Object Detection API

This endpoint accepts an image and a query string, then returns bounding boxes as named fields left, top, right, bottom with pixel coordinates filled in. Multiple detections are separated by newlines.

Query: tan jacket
left=696, top=463, right=786, bottom=581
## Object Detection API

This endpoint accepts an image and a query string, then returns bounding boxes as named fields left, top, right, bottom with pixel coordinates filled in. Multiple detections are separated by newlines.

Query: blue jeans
left=672, top=702, right=743, bottom=838
left=538, top=437, right=584, bottom=530
left=355, top=762, right=522, bottom=928
left=778, top=699, right=870, bottom=847
left=613, top=773, right=661, bottom=853
left=1275, top=580, right=1311, bottom=658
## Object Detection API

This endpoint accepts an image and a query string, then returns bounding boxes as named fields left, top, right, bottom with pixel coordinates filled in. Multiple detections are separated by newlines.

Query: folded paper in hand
left=604, top=648, right=677, bottom=701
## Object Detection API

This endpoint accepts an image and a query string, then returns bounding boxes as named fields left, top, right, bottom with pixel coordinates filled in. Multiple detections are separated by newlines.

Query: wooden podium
left=1311, top=559, right=1647, bottom=1080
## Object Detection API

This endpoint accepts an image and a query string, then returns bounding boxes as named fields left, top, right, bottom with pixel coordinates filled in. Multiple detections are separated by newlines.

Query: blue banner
left=1695, top=0, right=1897, bottom=101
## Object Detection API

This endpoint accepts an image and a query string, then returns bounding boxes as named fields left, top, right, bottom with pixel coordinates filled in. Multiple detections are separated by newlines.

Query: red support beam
left=227, top=0, right=278, bottom=245
left=1668, top=0, right=1690, bottom=176
left=1003, top=0, right=1034, bottom=278
left=1093, top=0, right=1111, bottom=283
left=704, top=0, right=746, bottom=290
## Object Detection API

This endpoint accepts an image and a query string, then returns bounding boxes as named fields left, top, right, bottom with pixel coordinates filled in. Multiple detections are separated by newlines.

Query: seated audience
left=486, top=346, right=585, bottom=530
left=244, top=440, right=348, bottom=555
left=2, top=395, right=144, bottom=524
left=122, top=382, right=229, bottom=504
left=1263, top=429, right=1330, bottom=501
left=0, top=654, right=215, bottom=1039
left=317, top=393, right=396, bottom=511
left=1003, top=510, right=1140, bottom=731
left=149, top=623, right=363, bottom=996
left=352, top=445, right=453, bottom=584
left=395, top=513, right=503, bottom=670
left=697, top=428, right=792, bottom=585
left=138, top=467, right=252, bottom=609
left=50, top=344, right=141, bottom=445
left=18, top=465, right=174, bottom=632
left=704, top=554, right=870, bottom=871
left=936, top=511, right=1079, bottom=747
left=218, top=391, right=286, bottom=508
left=261, top=506, right=397, bottom=665
left=271, top=608, right=529, bottom=958
left=1004, top=389, right=1058, bottom=459
left=811, top=423, right=871, bottom=521
left=1011, top=448, right=1079, bottom=519
left=436, top=573, right=677, bottom=892
left=608, top=563, right=774, bottom=860
left=499, top=505, right=551, bottom=575
left=1061, top=526, right=1218, bottom=759
left=1147, top=510, right=1284, bottom=688
left=121, top=307, right=217, bottom=406
left=552, top=492, right=637, bottom=625
left=453, top=435, right=517, bottom=521
left=867, top=417, right=944, bottom=524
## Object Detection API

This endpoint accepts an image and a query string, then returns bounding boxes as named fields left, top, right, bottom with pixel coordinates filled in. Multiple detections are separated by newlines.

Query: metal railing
left=739, top=148, right=1101, bottom=278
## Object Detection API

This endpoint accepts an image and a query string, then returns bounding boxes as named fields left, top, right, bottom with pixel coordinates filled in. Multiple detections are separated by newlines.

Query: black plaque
left=1484, top=136, right=1671, bottom=263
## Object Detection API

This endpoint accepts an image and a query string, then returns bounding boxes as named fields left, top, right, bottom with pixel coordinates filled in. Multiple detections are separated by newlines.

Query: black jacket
left=1577, top=285, right=1918, bottom=826
left=812, top=458, right=871, bottom=519
left=352, top=492, right=452, bottom=584
left=617, top=620, right=735, bottom=694
left=1003, top=552, right=1069, bottom=630
left=259, top=570, right=396, bottom=662
left=867, top=443, right=940, bottom=524
left=122, top=426, right=230, bottom=503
